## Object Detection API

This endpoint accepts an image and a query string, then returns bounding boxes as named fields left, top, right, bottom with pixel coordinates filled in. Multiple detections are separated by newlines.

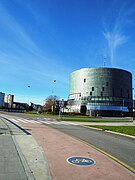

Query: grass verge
left=86, top=125, right=135, bottom=136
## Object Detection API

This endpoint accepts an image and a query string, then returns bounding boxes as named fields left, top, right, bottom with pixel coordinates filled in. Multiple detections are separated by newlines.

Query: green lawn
left=86, top=125, right=135, bottom=136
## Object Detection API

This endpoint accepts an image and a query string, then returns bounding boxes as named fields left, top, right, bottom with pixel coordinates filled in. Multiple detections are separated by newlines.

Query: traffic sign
left=67, top=156, right=96, bottom=166
left=59, top=99, right=65, bottom=108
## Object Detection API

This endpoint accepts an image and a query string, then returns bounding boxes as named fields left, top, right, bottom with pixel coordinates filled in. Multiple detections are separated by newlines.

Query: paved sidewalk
left=0, top=135, right=29, bottom=180
left=0, top=118, right=31, bottom=180
left=67, top=121, right=135, bottom=126
left=0, top=117, right=51, bottom=180
left=22, top=122, right=135, bottom=180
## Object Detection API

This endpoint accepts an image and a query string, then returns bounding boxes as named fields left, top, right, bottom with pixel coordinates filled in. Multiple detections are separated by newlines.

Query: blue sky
left=0, top=0, right=135, bottom=104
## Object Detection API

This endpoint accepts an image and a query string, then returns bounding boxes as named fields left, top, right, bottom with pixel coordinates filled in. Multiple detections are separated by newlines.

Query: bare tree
left=43, top=95, right=59, bottom=114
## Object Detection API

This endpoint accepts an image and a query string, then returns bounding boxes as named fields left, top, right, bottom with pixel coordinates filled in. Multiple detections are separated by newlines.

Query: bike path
left=21, top=122, right=135, bottom=180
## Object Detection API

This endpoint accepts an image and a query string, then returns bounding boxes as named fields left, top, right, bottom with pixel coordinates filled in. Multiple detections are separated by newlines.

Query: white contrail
left=103, top=2, right=134, bottom=66
left=103, top=31, right=127, bottom=66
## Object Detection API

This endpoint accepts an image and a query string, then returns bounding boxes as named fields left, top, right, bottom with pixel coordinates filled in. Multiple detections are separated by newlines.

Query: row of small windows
left=84, top=78, right=109, bottom=87
left=91, top=87, right=105, bottom=92
left=91, top=87, right=105, bottom=91
left=89, top=90, right=130, bottom=98
left=82, top=78, right=131, bottom=98
left=90, top=91, right=103, bottom=96
left=83, top=79, right=130, bottom=96
left=80, top=97, right=132, bottom=106
left=83, top=80, right=130, bottom=96
left=85, top=85, right=130, bottom=98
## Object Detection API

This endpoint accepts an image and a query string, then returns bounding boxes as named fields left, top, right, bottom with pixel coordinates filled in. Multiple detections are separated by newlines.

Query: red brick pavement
left=21, top=122, right=135, bottom=180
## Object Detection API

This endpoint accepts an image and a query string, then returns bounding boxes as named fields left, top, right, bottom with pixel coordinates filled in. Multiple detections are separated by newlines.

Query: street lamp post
left=89, top=96, right=92, bottom=117
left=95, top=87, right=98, bottom=117
left=52, top=80, right=56, bottom=115
left=58, top=99, right=64, bottom=120
left=122, top=99, right=124, bottom=117
left=27, top=85, right=30, bottom=108
left=27, top=86, right=30, bottom=105
left=52, top=80, right=56, bottom=94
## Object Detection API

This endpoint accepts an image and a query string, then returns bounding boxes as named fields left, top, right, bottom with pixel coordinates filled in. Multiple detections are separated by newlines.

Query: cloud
left=103, top=31, right=127, bottom=65
left=103, top=2, right=135, bottom=66
left=14, top=94, right=44, bottom=105
left=0, top=3, right=44, bottom=58
left=0, top=2, right=72, bottom=70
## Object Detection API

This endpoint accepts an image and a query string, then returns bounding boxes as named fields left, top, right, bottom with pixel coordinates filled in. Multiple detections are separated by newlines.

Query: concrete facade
left=0, top=92, right=5, bottom=107
left=68, top=68, right=133, bottom=116
left=4, top=94, right=14, bottom=108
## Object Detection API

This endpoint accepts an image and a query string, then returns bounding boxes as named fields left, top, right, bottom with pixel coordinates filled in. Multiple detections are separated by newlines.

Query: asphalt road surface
left=48, top=123, right=135, bottom=169
left=1, top=112, right=135, bottom=171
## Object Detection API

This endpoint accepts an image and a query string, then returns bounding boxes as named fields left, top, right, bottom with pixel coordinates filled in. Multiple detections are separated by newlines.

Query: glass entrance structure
left=68, top=68, right=133, bottom=116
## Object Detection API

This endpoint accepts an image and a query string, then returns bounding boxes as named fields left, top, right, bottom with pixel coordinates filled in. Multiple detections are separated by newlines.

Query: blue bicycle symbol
left=67, top=157, right=96, bottom=166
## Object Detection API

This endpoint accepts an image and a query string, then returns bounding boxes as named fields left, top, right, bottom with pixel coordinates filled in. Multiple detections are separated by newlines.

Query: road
left=1, top=112, right=135, bottom=171
left=49, top=123, right=135, bottom=169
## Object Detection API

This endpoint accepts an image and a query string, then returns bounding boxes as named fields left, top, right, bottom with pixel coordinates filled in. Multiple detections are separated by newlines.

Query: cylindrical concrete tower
left=68, top=68, right=132, bottom=116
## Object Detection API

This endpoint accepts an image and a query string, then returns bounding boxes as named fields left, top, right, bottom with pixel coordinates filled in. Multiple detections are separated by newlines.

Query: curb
left=14, top=135, right=52, bottom=180
left=83, top=125, right=135, bottom=139
left=12, top=136, right=35, bottom=180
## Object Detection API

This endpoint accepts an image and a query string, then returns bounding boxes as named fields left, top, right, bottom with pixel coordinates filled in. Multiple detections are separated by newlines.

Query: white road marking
left=9, top=118, right=79, bottom=126
left=67, top=122, right=78, bottom=126
left=10, top=119, right=19, bottom=123
left=27, top=120, right=42, bottom=124
left=42, top=121, right=52, bottom=124
left=17, top=119, right=28, bottom=123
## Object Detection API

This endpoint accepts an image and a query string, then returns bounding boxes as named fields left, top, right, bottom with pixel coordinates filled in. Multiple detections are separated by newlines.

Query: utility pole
left=27, top=86, right=30, bottom=105
left=27, top=86, right=30, bottom=112
left=52, top=80, right=56, bottom=115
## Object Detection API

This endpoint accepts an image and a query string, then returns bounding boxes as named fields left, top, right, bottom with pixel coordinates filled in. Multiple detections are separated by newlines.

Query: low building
left=30, top=102, right=43, bottom=113
left=13, top=102, right=29, bottom=111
